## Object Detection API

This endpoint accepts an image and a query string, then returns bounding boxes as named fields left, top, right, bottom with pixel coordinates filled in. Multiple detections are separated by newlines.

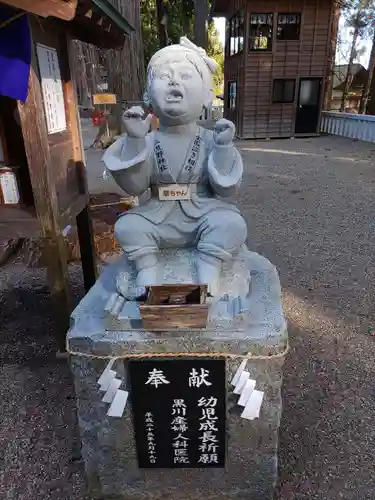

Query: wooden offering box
left=140, top=284, right=208, bottom=331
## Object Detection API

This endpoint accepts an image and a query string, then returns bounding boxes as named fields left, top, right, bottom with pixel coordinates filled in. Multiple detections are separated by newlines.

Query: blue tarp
left=0, top=6, right=31, bottom=102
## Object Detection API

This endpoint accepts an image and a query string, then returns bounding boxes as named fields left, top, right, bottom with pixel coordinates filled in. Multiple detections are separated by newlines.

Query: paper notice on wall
left=36, top=44, right=67, bottom=135
left=0, top=171, right=20, bottom=204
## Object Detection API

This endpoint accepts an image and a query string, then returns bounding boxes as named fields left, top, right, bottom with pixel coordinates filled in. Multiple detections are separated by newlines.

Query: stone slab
left=68, top=248, right=287, bottom=357
left=67, top=248, right=287, bottom=500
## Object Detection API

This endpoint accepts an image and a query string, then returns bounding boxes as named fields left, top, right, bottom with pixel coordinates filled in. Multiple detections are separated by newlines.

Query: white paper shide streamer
left=231, top=360, right=264, bottom=420
left=97, top=358, right=128, bottom=417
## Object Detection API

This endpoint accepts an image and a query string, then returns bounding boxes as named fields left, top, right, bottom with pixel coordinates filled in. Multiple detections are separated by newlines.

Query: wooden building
left=213, top=0, right=337, bottom=139
left=0, top=0, right=133, bottom=350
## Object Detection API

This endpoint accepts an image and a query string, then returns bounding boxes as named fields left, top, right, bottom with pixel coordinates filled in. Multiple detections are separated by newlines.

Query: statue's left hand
left=213, top=119, right=235, bottom=146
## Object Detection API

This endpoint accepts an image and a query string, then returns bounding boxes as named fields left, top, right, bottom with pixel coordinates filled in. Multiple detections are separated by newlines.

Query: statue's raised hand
left=122, top=106, right=153, bottom=138
left=213, top=118, right=235, bottom=146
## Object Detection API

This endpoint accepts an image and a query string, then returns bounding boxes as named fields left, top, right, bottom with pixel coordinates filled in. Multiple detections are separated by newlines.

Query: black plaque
left=128, top=358, right=226, bottom=468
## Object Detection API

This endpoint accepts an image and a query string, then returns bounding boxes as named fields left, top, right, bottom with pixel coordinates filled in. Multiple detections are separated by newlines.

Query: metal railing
left=200, top=105, right=224, bottom=122
left=320, top=111, right=375, bottom=143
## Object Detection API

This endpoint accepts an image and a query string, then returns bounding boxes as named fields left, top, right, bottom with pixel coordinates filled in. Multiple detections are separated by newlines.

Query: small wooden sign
left=140, top=284, right=208, bottom=330
left=158, top=184, right=191, bottom=201
left=129, top=358, right=226, bottom=468
left=92, top=93, right=117, bottom=105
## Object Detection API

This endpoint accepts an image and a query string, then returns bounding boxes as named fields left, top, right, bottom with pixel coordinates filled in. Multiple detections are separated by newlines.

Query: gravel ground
left=1, top=135, right=375, bottom=499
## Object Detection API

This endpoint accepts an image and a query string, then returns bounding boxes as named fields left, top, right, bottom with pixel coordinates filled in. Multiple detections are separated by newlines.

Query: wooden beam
left=1, top=0, right=78, bottom=21
left=17, top=48, right=72, bottom=352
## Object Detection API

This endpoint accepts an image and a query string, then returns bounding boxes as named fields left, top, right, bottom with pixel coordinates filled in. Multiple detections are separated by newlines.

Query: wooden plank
left=59, top=193, right=87, bottom=228
left=18, top=24, right=72, bottom=352
left=140, top=304, right=209, bottom=330
left=1, top=0, right=77, bottom=20
left=0, top=206, right=40, bottom=238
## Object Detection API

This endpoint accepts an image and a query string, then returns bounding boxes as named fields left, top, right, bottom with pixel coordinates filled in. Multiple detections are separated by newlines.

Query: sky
left=336, top=14, right=371, bottom=67
left=213, top=16, right=372, bottom=69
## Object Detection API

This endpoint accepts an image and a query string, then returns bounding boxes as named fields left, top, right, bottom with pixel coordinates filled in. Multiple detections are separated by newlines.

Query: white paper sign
left=98, top=370, right=117, bottom=392
left=0, top=171, right=20, bottom=204
left=98, top=358, right=117, bottom=390
left=231, top=360, right=247, bottom=387
left=107, top=389, right=129, bottom=417
left=36, top=44, right=67, bottom=135
left=241, top=390, right=264, bottom=420
left=102, top=378, right=122, bottom=403
left=233, top=370, right=250, bottom=395
left=238, top=379, right=256, bottom=406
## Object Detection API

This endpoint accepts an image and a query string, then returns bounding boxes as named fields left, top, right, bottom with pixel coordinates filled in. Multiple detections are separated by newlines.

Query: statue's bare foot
left=196, top=253, right=222, bottom=296
left=136, top=265, right=158, bottom=287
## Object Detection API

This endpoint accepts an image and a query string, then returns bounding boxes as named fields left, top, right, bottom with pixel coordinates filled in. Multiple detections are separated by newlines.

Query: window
left=227, top=81, right=237, bottom=110
left=226, top=9, right=245, bottom=56
left=249, top=13, right=273, bottom=51
left=277, top=13, right=301, bottom=40
left=272, top=79, right=295, bottom=103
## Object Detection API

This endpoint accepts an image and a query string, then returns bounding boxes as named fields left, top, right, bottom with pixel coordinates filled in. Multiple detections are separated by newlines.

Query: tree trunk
left=156, top=0, right=169, bottom=47
left=324, top=2, right=340, bottom=110
left=104, top=0, right=145, bottom=102
left=71, top=0, right=145, bottom=108
left=340, top=23, right=360, bottom=112
left=358, top=31, right=375, bottom=113
left=194, top=0, right=209, bottom=49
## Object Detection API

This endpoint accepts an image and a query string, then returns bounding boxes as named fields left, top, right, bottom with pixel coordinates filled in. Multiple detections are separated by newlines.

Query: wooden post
left=76, top=203, right=97, bottom=291
left=66, top=36, right=98, bottom=292
left=17, top=61, right=72, bottom=352
left=324, top=1, right=340, bottom=111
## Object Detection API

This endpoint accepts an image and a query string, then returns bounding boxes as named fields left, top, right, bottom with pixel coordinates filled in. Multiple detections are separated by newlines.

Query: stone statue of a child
left=103, top=37, right=247, bottom=295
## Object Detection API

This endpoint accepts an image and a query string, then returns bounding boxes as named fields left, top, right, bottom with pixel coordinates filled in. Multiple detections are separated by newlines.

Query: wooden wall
left=223, top=0, right=246, bottom=137
left=224, top=0, right=334, bottom=138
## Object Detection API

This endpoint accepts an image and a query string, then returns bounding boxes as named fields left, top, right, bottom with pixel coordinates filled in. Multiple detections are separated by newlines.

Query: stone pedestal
left=67, top=248, right=287, bottom=500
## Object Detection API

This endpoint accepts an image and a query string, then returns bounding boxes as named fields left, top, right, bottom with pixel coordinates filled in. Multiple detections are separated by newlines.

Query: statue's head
left=144, top=37, right=218, bottom=126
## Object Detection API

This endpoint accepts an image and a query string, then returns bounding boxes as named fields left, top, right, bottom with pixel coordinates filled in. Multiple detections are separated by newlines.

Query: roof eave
left=0, top=0, right=78, bottom=20
left=91, top=0, right=134, bottom=34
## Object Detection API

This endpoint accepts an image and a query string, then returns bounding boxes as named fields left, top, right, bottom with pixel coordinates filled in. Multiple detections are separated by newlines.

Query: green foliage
left=141, top=0, right=159, bottom=66
left=140, top=0, right=225, bottom=94
left=141, top=0, right=195, bottom=66
left=207, top=21, right=224, bottom=93
left=343, top=0, right=375, bottom=38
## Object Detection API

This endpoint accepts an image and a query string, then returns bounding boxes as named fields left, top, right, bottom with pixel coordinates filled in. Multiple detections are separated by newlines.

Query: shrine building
left=213, top=0, right=338, bottom=139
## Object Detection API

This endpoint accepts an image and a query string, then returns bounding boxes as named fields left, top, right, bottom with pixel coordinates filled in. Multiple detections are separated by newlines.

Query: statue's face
left=149, top=59, right=205, bottom=124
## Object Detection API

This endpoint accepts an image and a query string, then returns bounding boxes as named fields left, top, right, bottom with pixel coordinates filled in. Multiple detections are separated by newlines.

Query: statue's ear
left=143, top=89, right=150, bottom=106
left=203, top=87, right=213, bottom=109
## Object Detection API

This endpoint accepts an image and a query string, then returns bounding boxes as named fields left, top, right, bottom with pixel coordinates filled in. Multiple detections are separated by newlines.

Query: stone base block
left=67, top=248, right=287, bottom=500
